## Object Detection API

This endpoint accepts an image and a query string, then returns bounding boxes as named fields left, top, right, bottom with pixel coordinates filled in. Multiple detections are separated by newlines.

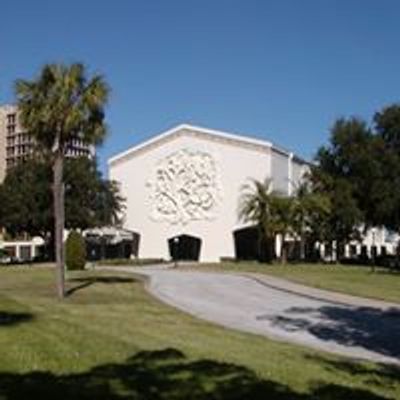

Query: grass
left=0, top=267, right=398, bottom=399
left=180, top=262, right=400, bottom=304
left=95, top=258, right=166, bottom=267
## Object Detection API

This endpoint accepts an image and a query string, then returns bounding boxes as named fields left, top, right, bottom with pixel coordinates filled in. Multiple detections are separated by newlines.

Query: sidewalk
left=242, top=272, right=400, bottom=311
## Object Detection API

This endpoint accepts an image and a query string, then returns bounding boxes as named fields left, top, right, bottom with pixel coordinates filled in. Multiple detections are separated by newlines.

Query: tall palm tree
left=15, top=63, right=109, bottom=298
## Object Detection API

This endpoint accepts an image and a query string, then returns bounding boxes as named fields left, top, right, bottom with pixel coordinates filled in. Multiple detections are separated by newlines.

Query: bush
left=66, top=230, right=86, bottom=270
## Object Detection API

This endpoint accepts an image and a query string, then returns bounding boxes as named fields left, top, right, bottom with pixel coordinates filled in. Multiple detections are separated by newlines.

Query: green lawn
left=181, top=263, right=400, bottom=304
left=0, top=267, right=398, bottom=399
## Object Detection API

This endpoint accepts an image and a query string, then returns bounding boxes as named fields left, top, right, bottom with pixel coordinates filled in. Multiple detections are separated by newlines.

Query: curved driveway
left=112, top=266, right=400, bottom=365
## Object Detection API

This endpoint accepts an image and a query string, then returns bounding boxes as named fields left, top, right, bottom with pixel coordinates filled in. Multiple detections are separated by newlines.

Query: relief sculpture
left=147, top=149, right=221, bottom=224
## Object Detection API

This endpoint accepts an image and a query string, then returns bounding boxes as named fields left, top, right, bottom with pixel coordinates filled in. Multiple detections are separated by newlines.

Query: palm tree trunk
left=299, top=230, right=305, bottom=261
left=280, top=234, right=287, bottom=265
left=53, top=153, right=65, bottom=298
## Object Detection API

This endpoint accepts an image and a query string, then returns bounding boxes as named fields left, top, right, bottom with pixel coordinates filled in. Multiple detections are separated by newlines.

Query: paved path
left=101, top=266, right=400, bottom=365
left=239, top=273, right=400, bottom=311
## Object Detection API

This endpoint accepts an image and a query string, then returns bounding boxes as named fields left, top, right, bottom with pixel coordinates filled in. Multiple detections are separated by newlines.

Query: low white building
left=0, top=236, right=44, bottom=262
left=108, top=124, right=308, bottom=262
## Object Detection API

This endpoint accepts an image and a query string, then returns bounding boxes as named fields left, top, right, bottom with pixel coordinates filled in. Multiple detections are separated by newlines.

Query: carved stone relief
left=147, top=149, right=222, bottom=224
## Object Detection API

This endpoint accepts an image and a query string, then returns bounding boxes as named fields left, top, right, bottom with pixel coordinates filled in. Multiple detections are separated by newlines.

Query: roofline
left=293, top=154, right=312, bottom=166
left=108, top=123, right=189, bottom=165
left=0, top=103, right=17, bottom=110
left=108, top=123, right=276, bottom=166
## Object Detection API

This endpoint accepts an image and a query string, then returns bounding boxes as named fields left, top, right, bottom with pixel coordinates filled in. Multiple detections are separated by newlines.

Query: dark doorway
left=85, top=231, right=140, bottom=261
left=168, top=234, right=202, bottom=261
left=233, top=227, right=274, bottom=262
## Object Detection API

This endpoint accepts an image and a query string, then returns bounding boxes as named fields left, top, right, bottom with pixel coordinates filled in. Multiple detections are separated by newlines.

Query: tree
left=15, top=63, right=109, bottom=298
left=0, top=159, right=52, bottom=240
left=64, top=157, right=125, bottom=229
left=372, top=105, right=400, bottom=232
left=315, top=111, right=400, bottom=254
left=238, top=178, right=297, bottom=264
left=269, top=195, right=295, bottom=264
left=238, top=178, right=277, bottom=261
left=0, top=158, right=123, bottom=253
left=374, top=104, right=400, bottom=151
left=315, top=118, right=375, bottom=257
left=291, top=178, right=331, bottom=261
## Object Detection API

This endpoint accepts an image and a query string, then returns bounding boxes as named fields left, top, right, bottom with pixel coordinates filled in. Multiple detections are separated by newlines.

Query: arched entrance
left=168, top=234, right=202, bottom=261
left=233, top=227, right=274, bottom=262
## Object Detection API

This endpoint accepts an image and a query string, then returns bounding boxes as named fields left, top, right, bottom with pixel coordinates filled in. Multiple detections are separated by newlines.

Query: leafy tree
left=374, top=104, right=400, bottom=151
left=64, top=157, right=125, bottom=229
left=313, top=111, right=400, bottom=263
left=15, top=63, right=109, bottom=298
left=372, top=105, right=400, bottom=232
left=315, top=118, right=377, bottom=255
left=0, top=159, right=52, bottom=240
left=0, top=157, right=123, bottom=258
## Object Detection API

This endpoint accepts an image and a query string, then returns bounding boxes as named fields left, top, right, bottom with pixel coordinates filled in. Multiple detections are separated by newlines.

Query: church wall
left=110, top=130, right=273, bottom=261
left=270, top=148, right=289, bottom=194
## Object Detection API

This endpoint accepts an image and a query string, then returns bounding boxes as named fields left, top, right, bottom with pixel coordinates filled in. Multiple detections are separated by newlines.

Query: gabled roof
left=108, top=123, right=308, bottom=167
left=108, top=123, right=277, bottom=167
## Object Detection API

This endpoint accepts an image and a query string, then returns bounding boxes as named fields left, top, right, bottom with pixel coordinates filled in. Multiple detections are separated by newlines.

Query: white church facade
left=108, top=124, right=309, bottom=262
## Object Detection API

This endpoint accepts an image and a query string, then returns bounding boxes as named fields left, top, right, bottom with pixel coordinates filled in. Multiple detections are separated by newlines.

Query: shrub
left=66, top=230, right=86, bottom=270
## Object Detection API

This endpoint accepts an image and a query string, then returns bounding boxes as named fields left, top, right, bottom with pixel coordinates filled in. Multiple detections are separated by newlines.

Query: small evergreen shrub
left=66, top=230, right=86, bottom=270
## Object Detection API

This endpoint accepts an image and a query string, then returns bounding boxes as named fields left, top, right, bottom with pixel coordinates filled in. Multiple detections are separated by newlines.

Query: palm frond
left=14, top=63, right=109, bottom=154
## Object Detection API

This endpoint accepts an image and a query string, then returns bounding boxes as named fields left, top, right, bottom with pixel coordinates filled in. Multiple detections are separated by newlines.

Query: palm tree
left=238, top=178, right=278, bottom=261
left=292, top=180, right=312, bottom=260
left=270, top=195, right=295, bottom=264
left=15, top=63, right=109, bottom=298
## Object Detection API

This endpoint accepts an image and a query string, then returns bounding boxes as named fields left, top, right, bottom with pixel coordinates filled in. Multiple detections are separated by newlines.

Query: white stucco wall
left=270, top=148, right=289, bottom=194
left=109, top=125, right=307, bottom=262
left=291, top=159, right=309, bottom=194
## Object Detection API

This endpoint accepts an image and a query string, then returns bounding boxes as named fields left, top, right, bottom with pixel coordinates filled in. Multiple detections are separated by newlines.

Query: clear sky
left=1, top=1, right=399, bottom=173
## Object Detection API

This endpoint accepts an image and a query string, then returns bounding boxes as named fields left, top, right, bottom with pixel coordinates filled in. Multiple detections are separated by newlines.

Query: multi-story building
left=0, top=104, right=94, bottom=182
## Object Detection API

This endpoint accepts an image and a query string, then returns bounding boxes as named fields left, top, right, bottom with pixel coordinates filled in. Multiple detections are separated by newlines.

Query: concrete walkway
left=101, top=265, right=400, bottom=365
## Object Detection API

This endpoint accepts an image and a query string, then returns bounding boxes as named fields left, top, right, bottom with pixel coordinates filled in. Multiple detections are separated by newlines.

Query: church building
left=108, top=124, right=309, bottom=262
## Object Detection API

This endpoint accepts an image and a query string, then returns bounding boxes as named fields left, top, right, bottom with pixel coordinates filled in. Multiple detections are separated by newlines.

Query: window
left=6, top=113, right=16, bottom=125
left=349, top=245, right=357, bottom=257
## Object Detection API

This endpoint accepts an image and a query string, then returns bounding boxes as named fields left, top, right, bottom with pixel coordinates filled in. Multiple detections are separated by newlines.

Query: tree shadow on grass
left=0, top=311, right=33, bottom=327
left=0, top=348, right=394, bottom=399
left=304, top=354, right=400, bottom=390
left=66, top=276, right=138, bottom=296
left=262, top=305, right=400, bottom=360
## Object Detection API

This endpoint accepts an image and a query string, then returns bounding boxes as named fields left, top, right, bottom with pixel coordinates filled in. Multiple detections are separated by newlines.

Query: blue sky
left=1, top=1, right=399, bottom=173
